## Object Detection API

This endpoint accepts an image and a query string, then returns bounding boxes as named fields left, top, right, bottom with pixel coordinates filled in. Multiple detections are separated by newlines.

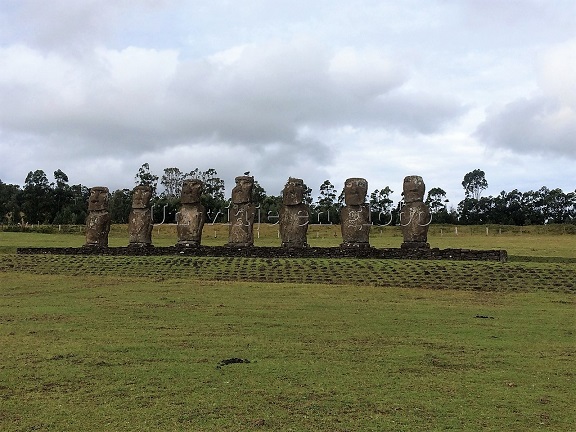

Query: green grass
left=1, top=226, right=575, bottom=430
left=2, top=223, right=576, bottom=258
left=1, top=273, right=575, bottom=431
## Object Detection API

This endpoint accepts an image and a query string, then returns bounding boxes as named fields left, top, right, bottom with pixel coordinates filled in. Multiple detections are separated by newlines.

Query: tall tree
left=22, top=170, right=52, bottom=224
left=370, top=187, right=394, bottom=214
left=462, top=169, right=488, bottom=200
left=135, top=163, right=158, bottom=195
left=160, top=167, right=185, bottom=198
left=316, top=180, right=339, bottom=223
left=109, top=189, right=132, bottom=224
left=0, top=180, right=22, bottom=225
left=51, top=169, right=75, bottom=224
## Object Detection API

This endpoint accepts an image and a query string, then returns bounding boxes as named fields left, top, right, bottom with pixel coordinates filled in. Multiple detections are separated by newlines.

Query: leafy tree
left=252, top=180, right=267, bottom=207
left=425, top=188, right=447, bottom=214
left=160, top=167, right=186, bottom=198
left=541, top=187, right=573, bottom=223
left=262, top=195, right=283, bottom=223
left=315, top=180, right=339, bottom=223
left=135, top=163, right=158, bottom=195
left=370, top=187, right=394, bottom=213
left=109, top=189, right=132, bottom=224
left=462, top=169, right=488, bottom=200
left=370, top=187, right=394, bottom=224
left=425, top=187, right=455, bottom=224
left=0, top=180, right=22, bottom=225
left=67, top=184, right=90, bottom=224
left=302, top=182, right=313, bottom=206
left=51, top=169, right=77, bottom=224
left=21, top=170, right=53, bottom=224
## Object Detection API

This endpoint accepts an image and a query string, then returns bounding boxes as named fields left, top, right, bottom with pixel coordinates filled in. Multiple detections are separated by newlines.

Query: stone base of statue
left=176, top=240, right=201, bottom=247
left=128, top=242, right=154, bottom=248
left=279, top=204, right=309, bottom=248
left=85, top=211, right=111, bottom=247
left=340, top=241, right=372, bottom=249
left=226, top=203, right=256, bottom=247
left=176, top=204, right=205, bottom=247
left=401, top=241, right=430, bottom=249
left=282, top=241, right=310, bottom=248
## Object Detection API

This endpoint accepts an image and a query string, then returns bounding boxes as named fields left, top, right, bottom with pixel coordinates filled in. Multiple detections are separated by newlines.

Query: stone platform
left=17, top=246, right=508, bottom=262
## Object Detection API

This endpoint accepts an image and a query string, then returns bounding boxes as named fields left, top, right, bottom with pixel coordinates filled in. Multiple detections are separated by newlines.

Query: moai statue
left=279, top=177, right=309, bottom=247
left=399, top=175, right=431, bottom=248
left=226, top=175, right=256, bottom=247
left=176, top=179, right=205, bottom=247
left=85, top=186, right=111, bottom=247
left=128, top=185, right=153, bottom=247
left=340, top=178, right=371, bottom=248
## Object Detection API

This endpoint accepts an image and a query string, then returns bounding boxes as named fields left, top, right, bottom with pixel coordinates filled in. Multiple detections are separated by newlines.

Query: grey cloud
left=0, top=38, right=467, bottom=168
left=476, top=96, right=576, bottom=159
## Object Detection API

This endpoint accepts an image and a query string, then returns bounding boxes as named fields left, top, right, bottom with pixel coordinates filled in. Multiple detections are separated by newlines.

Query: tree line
left=0, top=166, right=574, bottom=226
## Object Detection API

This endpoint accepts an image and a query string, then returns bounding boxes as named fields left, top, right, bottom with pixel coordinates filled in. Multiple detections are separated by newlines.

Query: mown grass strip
left=1, top=254, right=574, bottom=293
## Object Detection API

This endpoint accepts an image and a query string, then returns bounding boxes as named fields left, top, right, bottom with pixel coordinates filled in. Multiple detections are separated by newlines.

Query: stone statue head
left=231, top=175, right=254, bottom=204
left=180, top=179, right=203, bottom=204
left=282, top=177, right=304, bottom=206
left=88, top=186, right=109, bottom=211
left=402, top=175, right=426, bottom=203
left=132, top=185, right=152, bottom=209
left=344, top=178, right=368, bottom=206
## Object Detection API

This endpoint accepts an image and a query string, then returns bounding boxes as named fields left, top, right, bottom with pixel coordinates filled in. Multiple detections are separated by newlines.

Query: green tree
left=315, top=180, right=339, bottom=224
left=0, top=180, right=22, bottom=225
left=541, top=187, right=573, bottom=223
left=51, top=169, right=76, bottom=224
left=109, top=189, right=132, bottom=224
left=160, top=167, right=186, bottom=198
left=22, top=170, right=52, bottom=224
left=462, top=169, right=488, bottom=200
left=370, top=187, right=394, bottom=212
left=135, top=163, right=158, bottom=195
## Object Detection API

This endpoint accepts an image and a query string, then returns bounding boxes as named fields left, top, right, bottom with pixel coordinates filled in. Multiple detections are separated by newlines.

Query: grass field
left=1, top=225, right=575, bottom=431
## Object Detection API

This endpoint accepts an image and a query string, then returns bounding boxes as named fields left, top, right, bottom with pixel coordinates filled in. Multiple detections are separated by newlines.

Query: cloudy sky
left=1, top=0, right=575, bottom=206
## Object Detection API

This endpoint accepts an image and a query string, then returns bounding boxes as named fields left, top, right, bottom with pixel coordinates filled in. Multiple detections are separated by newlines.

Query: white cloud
left=476, top=39, right=576, bottom=158
left=1, top=0, right=575, bottom=201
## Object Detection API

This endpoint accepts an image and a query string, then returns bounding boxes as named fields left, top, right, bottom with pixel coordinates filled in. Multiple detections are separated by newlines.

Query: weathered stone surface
left=340, top=205, right=371, bottom=247
left=128, top=185, right=153, bottom=247
left=176, top=179, right=205, bottom=246
left=340, top=178, right=371, bottom=247
left=231, top=175, right=253, bottom=204
left=227, top=176, right=255, bottom=247
left=279, top=177, right=309, bottom=247
left=227, top=203, right=256, bottom=247
left=85, top=186, right=111, bottom=247
left=400, top=176, right=431, bottom=247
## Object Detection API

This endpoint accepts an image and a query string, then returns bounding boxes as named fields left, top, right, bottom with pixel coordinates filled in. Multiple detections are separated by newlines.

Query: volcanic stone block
left=226, top=175, right=255, bottom=247
left=128, top=185, right=153, bottom=247
left=176, top=179, right=205, bottom=247
left=85, top=186, right=111, bottom=247
left=399, top=175, right=431, bottom=248
left=340, top=178, right=371, bottom=248
left=279, top=177, right=309, bottom=247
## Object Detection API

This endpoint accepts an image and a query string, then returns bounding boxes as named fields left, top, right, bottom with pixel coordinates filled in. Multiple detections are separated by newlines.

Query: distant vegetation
left=1, top=165, right=574, bottom=226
